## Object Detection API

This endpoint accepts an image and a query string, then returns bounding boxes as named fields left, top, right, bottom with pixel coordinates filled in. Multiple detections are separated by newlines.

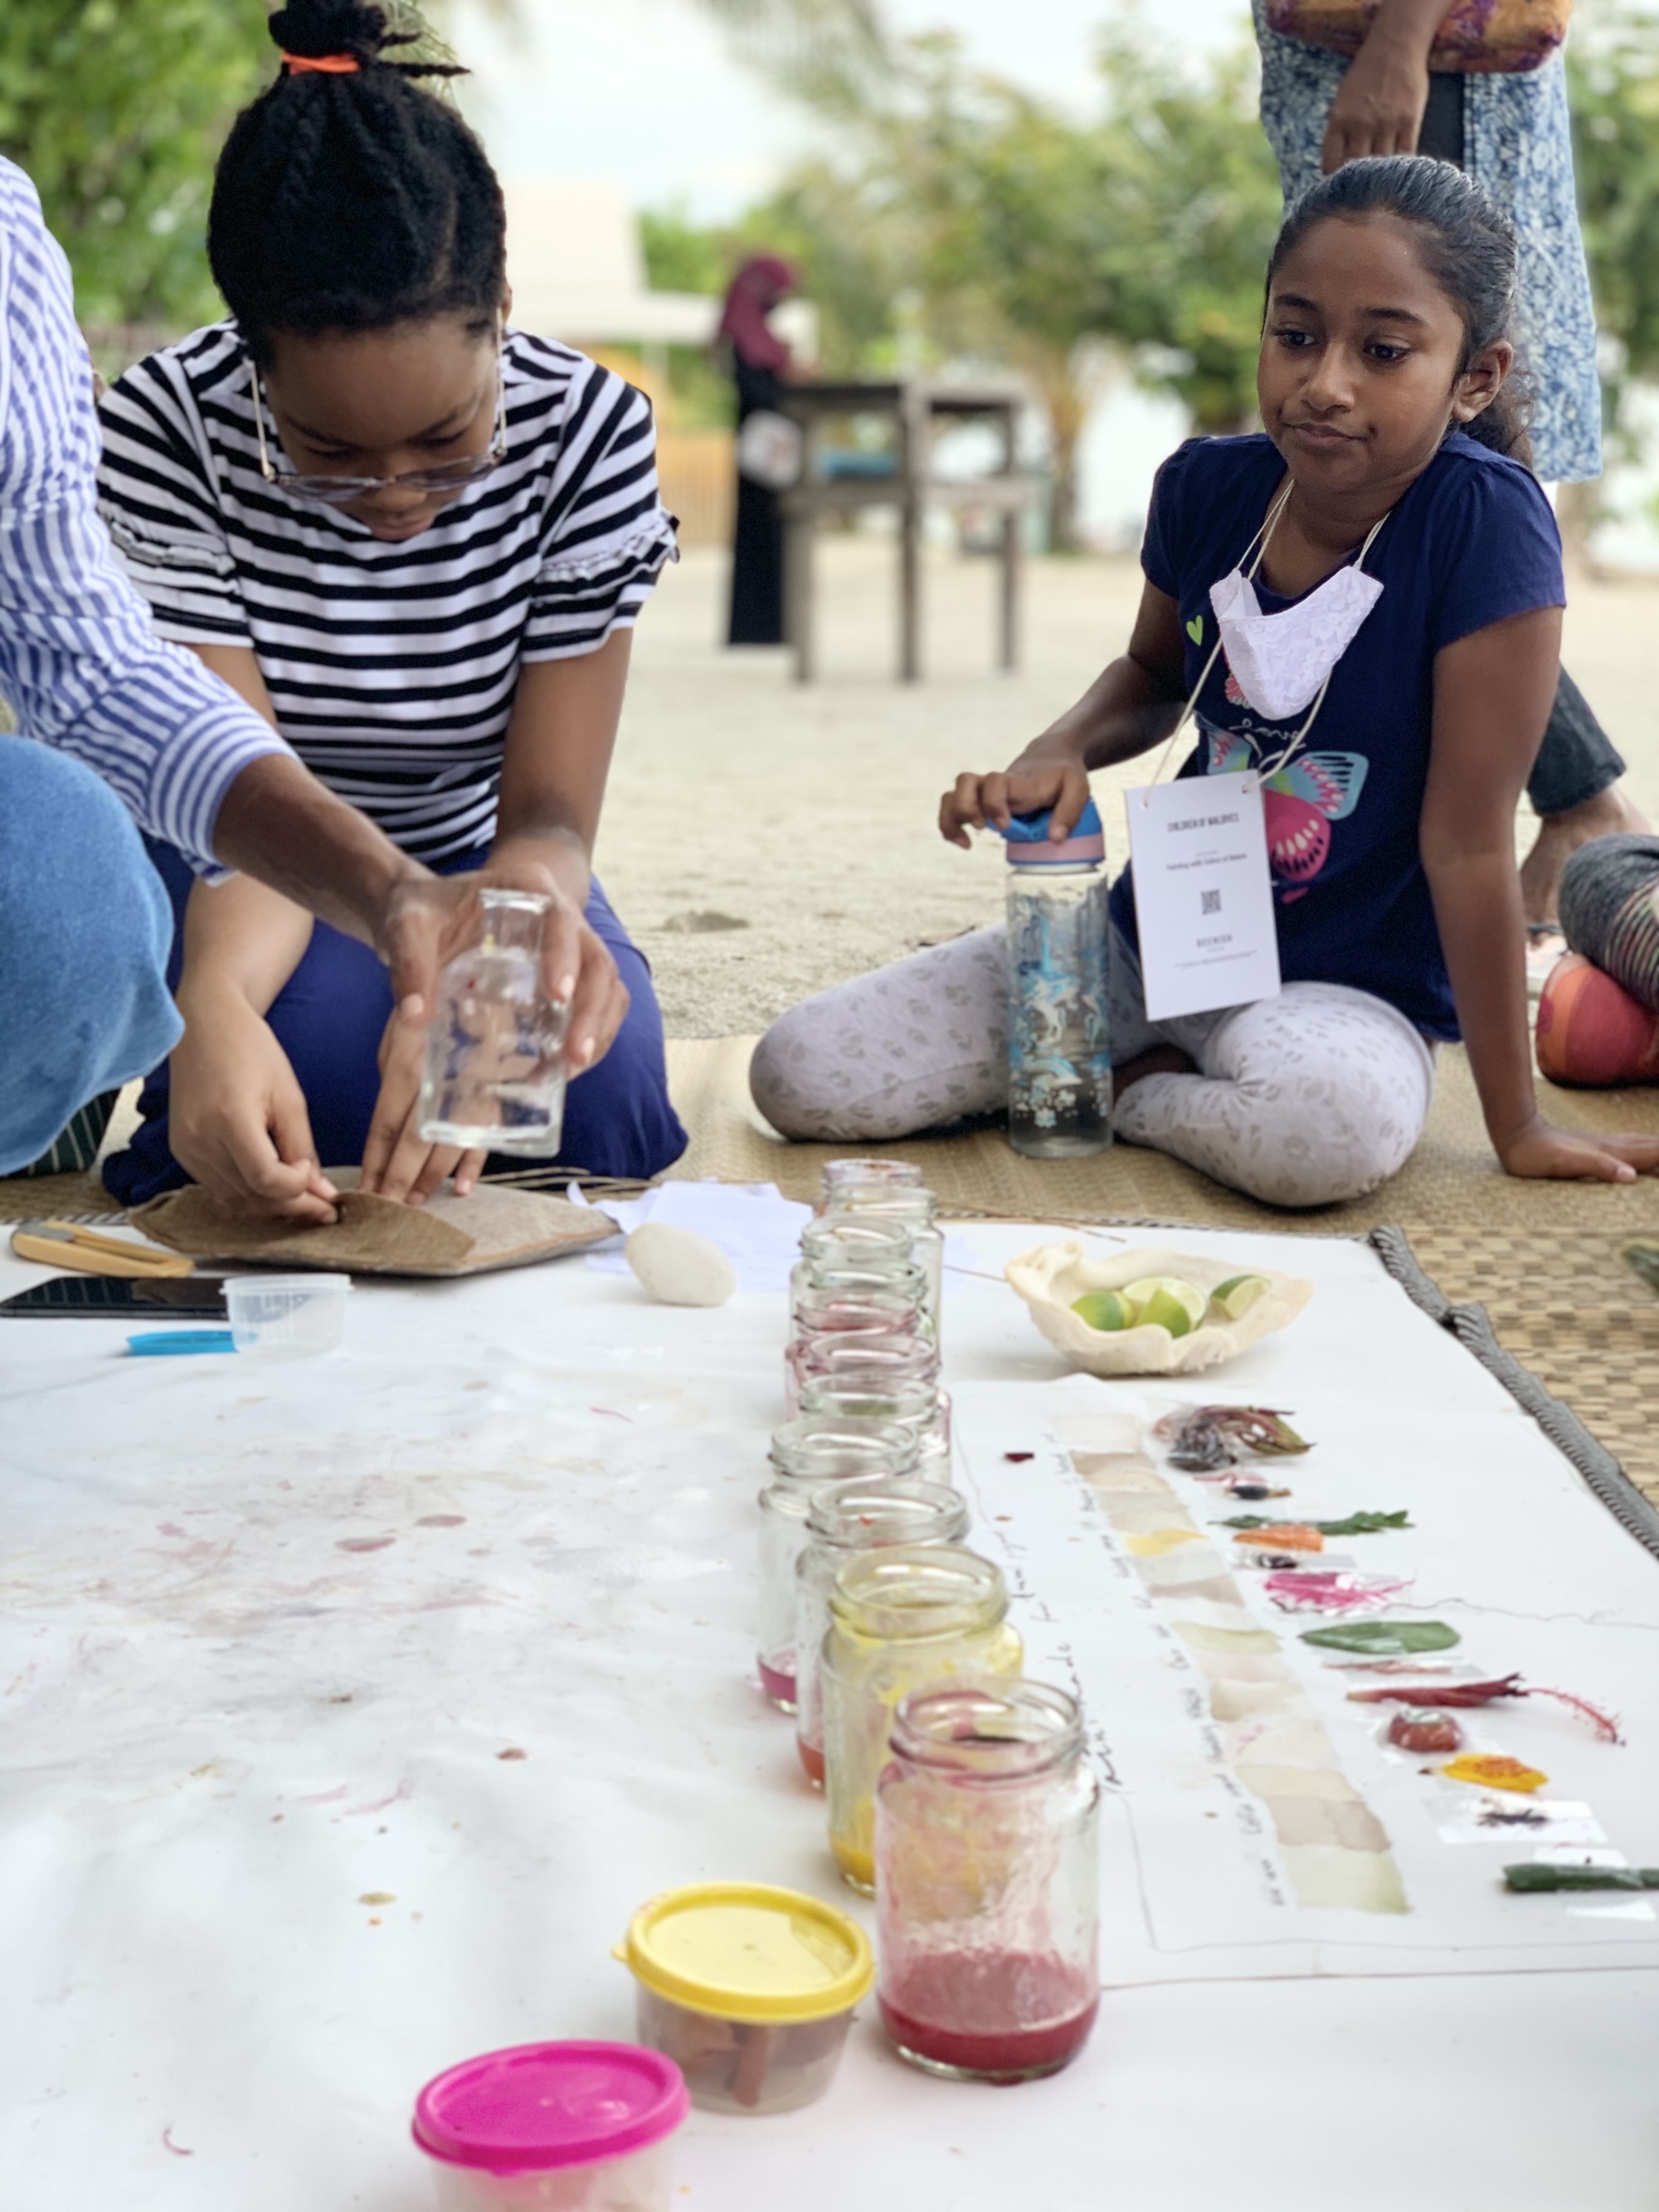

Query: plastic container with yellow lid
left=616, top=1883, right=873, bottom=2114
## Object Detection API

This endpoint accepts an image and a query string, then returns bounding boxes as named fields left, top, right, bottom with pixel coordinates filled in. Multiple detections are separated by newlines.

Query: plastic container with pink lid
left=412, top=2040, right=689, bottom=2211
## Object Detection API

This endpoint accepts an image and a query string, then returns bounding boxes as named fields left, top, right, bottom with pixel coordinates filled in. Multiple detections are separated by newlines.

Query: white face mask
left=1209, top=557, right=1384, bottom=724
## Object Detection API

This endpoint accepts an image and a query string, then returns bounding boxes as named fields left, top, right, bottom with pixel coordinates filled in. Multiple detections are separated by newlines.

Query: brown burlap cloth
left=129, top=1179, right=613, bottom=1277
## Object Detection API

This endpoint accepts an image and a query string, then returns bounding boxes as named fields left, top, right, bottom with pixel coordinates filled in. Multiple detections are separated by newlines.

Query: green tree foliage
left=0, top=0, right=268, bottom=329
left=3, top=0, right=877, bottom=333
left=1569, top=9, right=1659, bottom=464
left=713, top=22, right=1280, bottom=547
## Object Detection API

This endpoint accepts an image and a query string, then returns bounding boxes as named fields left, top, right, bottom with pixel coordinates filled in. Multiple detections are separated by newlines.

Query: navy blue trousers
left=103, top=843, right=687, bottom=1207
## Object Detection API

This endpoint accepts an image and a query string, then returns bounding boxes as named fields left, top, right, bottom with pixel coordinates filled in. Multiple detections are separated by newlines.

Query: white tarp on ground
left=2, top=1218, right=1657, bottom=2212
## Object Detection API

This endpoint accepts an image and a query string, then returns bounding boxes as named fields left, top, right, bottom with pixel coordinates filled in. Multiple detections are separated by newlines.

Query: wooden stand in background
left=777, top=381, right=1030, bottom=684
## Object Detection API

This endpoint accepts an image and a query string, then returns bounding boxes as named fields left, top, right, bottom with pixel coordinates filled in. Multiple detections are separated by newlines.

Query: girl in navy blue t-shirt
left=752, top=156, right=1659, bottom=1206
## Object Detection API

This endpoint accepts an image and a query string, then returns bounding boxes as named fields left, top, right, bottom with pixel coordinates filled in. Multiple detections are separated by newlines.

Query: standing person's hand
left=1320, top=2, right=1442, bottom=172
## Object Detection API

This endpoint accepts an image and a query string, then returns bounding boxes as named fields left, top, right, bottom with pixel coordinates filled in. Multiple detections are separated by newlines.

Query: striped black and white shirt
left=97, top=323, right=678, bottom=865
left=0, top=160, right=287, bottom=870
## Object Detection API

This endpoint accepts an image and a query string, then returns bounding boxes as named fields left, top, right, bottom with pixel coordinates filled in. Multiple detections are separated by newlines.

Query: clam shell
left=1005, top=1240, right=1312, bottom=1376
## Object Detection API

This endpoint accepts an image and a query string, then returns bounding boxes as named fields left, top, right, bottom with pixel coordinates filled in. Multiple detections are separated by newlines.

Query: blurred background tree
left=645, top=19, right=1279, bottom=548
left=1569, top=7, right=1659, bottom=477
left=2, top=0, right=883, bottom=334
left=0, top=0, right=265, bottom=330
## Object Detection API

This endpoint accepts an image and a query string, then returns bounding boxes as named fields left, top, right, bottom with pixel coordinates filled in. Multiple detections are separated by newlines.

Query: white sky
left=453, top=0, right=1257, bottom=218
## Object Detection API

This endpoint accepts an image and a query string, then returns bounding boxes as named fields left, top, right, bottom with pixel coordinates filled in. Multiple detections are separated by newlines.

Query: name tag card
left=1124, top=773, right=1282, bottom=1022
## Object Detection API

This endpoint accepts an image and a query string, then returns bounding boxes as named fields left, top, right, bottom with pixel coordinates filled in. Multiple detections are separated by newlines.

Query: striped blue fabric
left=0, top=157, right=289, bottom=872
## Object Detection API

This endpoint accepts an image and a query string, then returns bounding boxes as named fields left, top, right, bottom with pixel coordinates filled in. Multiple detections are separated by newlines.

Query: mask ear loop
left=1137, top=479, right=1294, bottom=810
left=1138, top=480, right=1391, bottom=805
left=1252, top=503, right=1391, bottom=784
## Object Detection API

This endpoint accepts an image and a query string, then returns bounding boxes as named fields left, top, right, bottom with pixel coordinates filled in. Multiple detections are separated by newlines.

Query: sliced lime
left=1071, top=1290, right=1135, bottom=1333
left=1121, top=1276, right=1208, bottom=1332
left=1210, top=1274, right=1269, bottom=1322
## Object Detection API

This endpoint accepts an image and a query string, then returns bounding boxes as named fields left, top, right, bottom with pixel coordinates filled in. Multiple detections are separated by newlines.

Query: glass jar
left=417, top=890, right=572, bottom=1155
left=820, top=1546, right=1022, bottom=1896
left=793, top=1215, right=917, bottom=1300
left=825, top=1184, right=945, bottom=1344
left=757, top=1418, right=921, bottom=1712
left=795, top=1478, right=971, bottom=1790
left=797, top=1370, right=952, bottom=1472
left=784, top=1281, right=928, bottom=1421
left=1001, top=803, right=1112, bottom=1159
left=876, top=1680, right=1101, bottom=2083
left=820, top=1159, right=924, bottom=1206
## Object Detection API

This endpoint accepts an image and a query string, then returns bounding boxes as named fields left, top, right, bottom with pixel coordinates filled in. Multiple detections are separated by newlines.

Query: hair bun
left=267, top=1, right=392, bottom=62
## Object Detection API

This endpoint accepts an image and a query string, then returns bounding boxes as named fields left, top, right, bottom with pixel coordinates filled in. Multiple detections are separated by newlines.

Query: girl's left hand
left=1497, top=1117, right=1659, bottom=1185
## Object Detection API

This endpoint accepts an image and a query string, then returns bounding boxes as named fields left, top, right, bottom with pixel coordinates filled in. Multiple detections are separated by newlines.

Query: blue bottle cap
left=1001, top=800, right=1106, bottom=867
left=128, top=1330, right=238, bottom=1357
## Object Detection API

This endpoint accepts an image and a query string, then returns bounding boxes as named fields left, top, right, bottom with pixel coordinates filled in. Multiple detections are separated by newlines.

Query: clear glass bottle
left=820, top=1159, right=924, bottom=1208
left=418, top=889, right=571, bottom=1155
left=791, top=1217, right=917, bottom=1311
left=824, top=1182, right=945, bottom=1345
left=820, top=1546, right=1022, bottom=1896
left=784, top=1280, right=928, bottom=1421
left=876, top=1680, right=1101, bottom=2083
left=757, top=1418, right=921, bottom=1712
left=797, top=1369, right=951, bottom=1471
left=1001, top=800, right=1112, bottom=1159
left=795, top=1478, right=971, bottom=1790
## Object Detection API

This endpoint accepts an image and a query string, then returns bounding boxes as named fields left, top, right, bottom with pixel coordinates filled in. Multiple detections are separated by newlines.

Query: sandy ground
left=598, top=536, right=1659, bottom=1038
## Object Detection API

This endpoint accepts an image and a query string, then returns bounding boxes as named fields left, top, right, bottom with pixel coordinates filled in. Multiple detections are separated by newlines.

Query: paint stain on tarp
left=338, top=1537, right=395, bottom=1553
left=497, top=1748, right=528, bottom=1761
left=416, top=1514, right=466, bottom=1528
left=359, top=1891, right=397, bottom=1905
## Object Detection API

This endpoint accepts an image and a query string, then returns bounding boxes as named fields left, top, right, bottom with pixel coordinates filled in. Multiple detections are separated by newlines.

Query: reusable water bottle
left=1001, top=800, right=1112, bottom=1159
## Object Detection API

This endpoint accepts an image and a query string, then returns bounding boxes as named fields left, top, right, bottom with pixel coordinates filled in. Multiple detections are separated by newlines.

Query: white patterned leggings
left=750, top=924, right=1438, bottom=1210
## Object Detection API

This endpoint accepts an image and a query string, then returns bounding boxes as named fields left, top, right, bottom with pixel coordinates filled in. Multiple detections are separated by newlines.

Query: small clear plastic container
left=617, top=1883, right=873, bottom=2115
left=224, top=1273, right=350, bottom=1357
left=413, top=2040, right=688, bottom=2211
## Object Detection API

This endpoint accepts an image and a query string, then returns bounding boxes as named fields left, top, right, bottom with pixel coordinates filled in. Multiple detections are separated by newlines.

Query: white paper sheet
left=2, top=1221, right=1657, bottom=2212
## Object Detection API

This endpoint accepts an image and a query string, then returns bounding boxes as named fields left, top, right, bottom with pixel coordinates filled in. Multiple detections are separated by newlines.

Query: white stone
left=625, top=1222, right=737, bottom=1307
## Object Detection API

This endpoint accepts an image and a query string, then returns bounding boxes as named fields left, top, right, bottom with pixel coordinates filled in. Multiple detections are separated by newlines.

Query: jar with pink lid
left=412, top=2040, right=688, bottom=2211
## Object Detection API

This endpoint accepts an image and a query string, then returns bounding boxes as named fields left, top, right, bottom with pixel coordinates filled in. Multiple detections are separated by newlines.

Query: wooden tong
left=10, top=1218, right=193, bottom=1280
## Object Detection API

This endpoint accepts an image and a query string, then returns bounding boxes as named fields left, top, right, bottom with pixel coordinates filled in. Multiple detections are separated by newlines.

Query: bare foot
left=1520, top=783, right=1652, bottom=928
left=1113, top=1044, right=1197, bottom=1102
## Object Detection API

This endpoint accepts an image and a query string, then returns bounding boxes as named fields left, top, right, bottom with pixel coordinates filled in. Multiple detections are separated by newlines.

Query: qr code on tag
left=1200, top=888, right=1222, bottom=916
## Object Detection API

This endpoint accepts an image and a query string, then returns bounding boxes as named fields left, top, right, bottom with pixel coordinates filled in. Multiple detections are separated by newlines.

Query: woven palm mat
left=1399, top=1225, right=1659, bottom=1513
left=659, top=1036, right=1659, bottom=1233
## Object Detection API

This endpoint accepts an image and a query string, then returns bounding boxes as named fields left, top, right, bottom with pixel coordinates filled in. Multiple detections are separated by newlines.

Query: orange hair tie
left=281, top=51, right=361, bottom=74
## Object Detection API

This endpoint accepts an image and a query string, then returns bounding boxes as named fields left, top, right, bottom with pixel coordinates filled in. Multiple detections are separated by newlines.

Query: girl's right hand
left=939, top=754, right=1094, bottom=849
left=169, top=990, right=340, bottom=1223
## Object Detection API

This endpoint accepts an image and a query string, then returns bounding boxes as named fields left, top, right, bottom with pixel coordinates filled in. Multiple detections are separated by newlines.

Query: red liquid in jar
left=797, top=1736, right=825, bottom=1787
left=879, top=1953, right=1098, bottom=2080
left=757, top=1655, right=797, bottom=1709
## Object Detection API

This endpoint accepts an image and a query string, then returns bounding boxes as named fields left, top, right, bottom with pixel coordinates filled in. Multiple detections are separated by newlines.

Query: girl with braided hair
left=99, top=0, right=686, bottom=1215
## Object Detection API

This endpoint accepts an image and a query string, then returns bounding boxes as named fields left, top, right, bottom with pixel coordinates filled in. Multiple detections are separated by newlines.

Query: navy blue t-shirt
left=1109, top=431, right=1564, bottom=1038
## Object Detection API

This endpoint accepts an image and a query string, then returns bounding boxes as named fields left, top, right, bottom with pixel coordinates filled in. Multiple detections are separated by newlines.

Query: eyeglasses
left=251, top=357, right=508, bottom=506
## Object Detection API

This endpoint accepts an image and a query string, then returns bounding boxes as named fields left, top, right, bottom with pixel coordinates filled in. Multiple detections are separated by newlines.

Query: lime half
left=1071, top=1290, right=1135, bottom=1333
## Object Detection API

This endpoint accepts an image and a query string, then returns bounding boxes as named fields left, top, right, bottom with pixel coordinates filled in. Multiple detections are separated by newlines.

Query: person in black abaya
left=718, top=255, right=800, bottom=647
